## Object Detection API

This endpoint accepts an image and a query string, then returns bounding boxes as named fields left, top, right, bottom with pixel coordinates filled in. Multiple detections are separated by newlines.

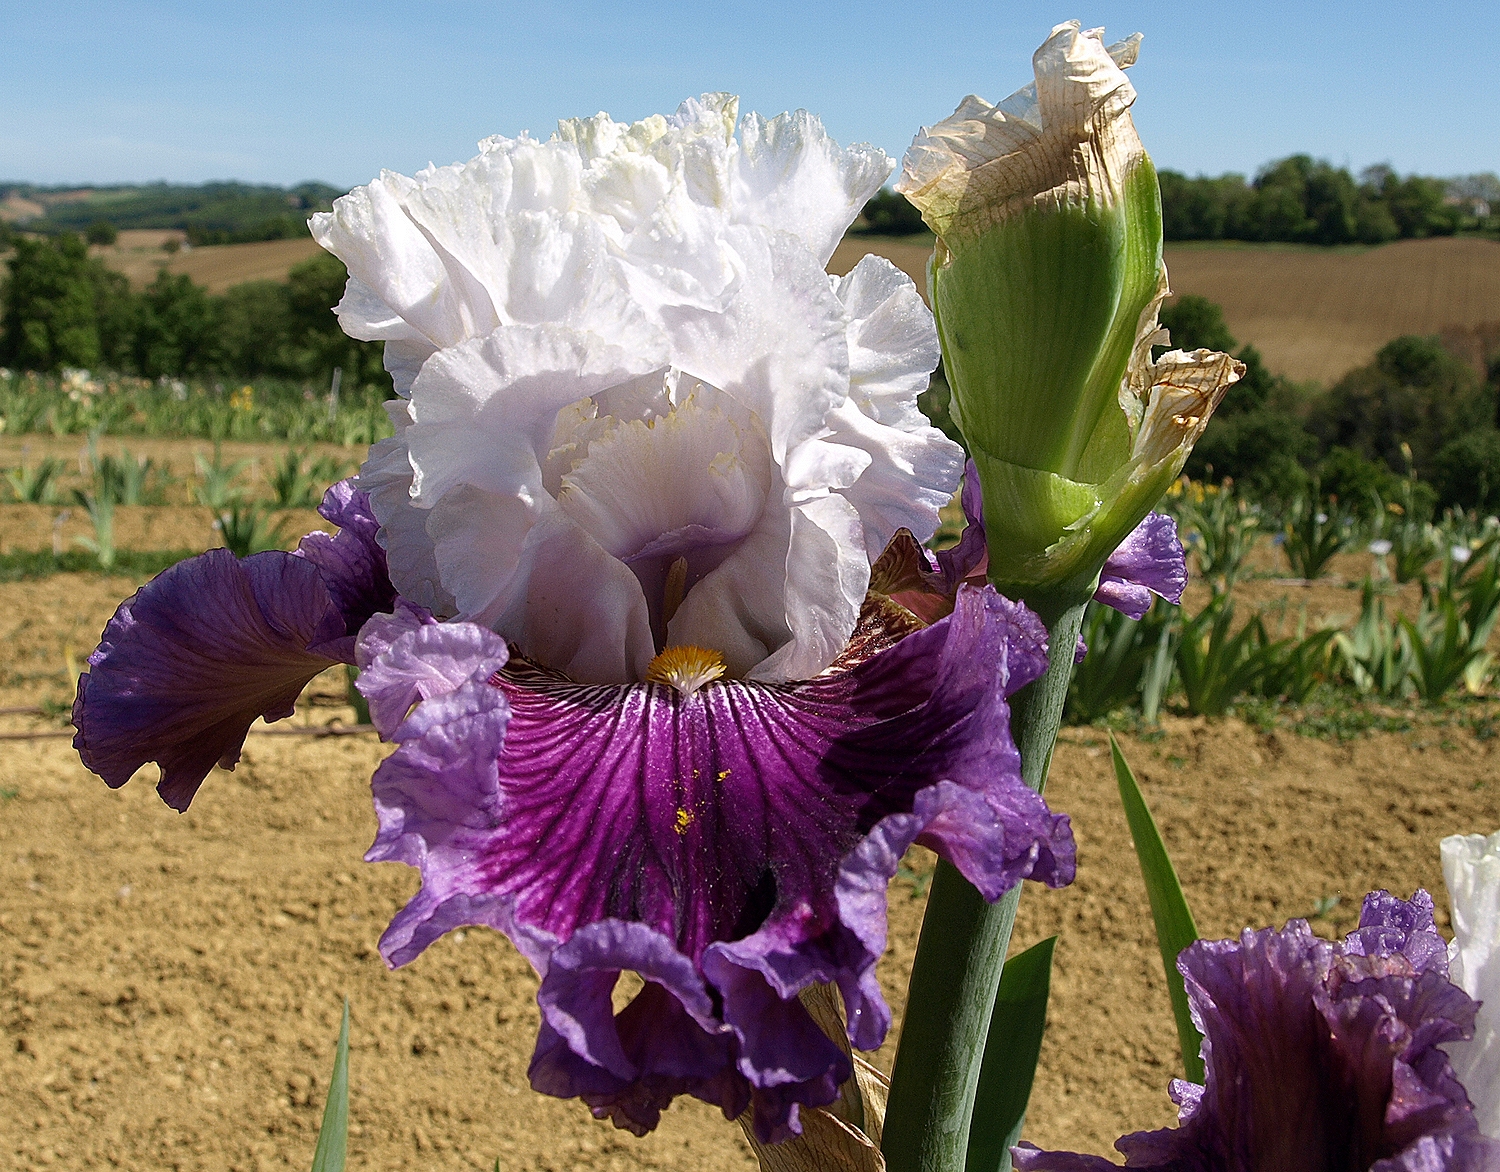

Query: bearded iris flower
left=71, top=97, right=1106, bottom=1141
left=1014, top=891, right=1500, bottom=1171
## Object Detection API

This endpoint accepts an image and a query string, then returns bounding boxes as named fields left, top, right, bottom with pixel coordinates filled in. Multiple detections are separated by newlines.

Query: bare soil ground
left=832, top=235, right=1500, bottom=385
left=1, top=487, right=1497, bottom=1169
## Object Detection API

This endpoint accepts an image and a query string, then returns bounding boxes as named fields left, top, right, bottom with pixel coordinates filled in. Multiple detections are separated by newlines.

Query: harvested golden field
left=97, top=235, right=324, bottom=293
left=832, top=235, right=1500, bottom=385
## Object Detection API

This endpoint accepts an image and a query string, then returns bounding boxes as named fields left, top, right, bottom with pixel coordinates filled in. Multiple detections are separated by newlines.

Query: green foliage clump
left=85, top=220, right=118, bottom=246
left=0, top=233, right=136, bottom=371
left=1309, top=335, right=1490, bottom=474
left=0, top=237, right=386, bottom=390
left=855, top=189, right=926, bottom=237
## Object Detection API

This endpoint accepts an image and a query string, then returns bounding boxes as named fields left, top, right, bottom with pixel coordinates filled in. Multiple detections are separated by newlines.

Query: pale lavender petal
left=366, top=581, right=1070, bottom=1139
left=356, top=615, right=507, bottom=739
left=1345, top=890, right=1450, bottom=977
left=73, top=550, right=344, bottom=811
left=1093, top=512, right=1187, bottom=621
left=294, top=479, right=399, bottom=660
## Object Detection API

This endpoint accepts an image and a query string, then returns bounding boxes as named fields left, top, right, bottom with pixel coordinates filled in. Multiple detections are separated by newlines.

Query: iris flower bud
left=897, top=21, right=1242, bottom=601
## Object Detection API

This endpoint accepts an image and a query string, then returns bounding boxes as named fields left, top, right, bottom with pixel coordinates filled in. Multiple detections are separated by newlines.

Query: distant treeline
left=857, top=157, right=1500, bottom=243
left=0, top=181, right=344, bottom=246
left=1165, top=296, right=1500, bottom=514
left=0, top=232, right=383, bottom=386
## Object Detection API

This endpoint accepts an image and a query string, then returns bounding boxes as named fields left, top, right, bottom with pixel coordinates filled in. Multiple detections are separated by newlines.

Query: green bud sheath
left=900, top=27, right=1240, bottom=602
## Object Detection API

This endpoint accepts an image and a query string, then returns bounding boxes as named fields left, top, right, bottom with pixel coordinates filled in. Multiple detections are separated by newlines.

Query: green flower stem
left=881, top=595, right=1088, bottom=1172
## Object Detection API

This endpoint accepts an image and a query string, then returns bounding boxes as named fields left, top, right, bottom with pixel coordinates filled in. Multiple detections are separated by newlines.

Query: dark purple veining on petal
left=1014, top=893, right=1500, bottom=1172
left=294, top=480, right=399, bottom=660
left=1093, top=513, right=1187, bottom=621
left=363, top=583, right=1073, bottom=1141
left=73, top=549, right=345, bottom=811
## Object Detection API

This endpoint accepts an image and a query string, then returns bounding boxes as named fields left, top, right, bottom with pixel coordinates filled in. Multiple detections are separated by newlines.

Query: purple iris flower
left=71, top=98, right=1082, bottom=1142
left=1014, top=891, right=1500, bottom=1171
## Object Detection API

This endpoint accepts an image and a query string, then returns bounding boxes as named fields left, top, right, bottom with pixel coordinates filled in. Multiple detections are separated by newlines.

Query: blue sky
left=2, top=0, right=1495, bottom=189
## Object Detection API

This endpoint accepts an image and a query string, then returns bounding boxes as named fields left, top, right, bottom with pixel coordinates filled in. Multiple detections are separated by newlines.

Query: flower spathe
left=1014, top=891, right=1500, bottom=1171
left=896, top=23, right=1241, bottom=602
left=71, top=96, right=1082, bottom=1143
left=1443, top=831, right=1500, bottom=1137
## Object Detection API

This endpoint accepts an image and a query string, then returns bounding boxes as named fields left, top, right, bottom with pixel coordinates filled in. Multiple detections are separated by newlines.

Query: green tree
left=213, top=280, right=297, bottom=377
left=133, top=270, right=216, bottom=377
left=85, top=219, right=118, bottom=246
left=285, top=252, right=385, bottom=384
left=1309, top=336, right=1490, bottom=474
left=0, top=233, right=134, bottom=370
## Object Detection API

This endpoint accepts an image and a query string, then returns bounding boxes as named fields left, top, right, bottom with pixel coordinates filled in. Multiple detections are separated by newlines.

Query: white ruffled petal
left=404, top=322, right=668, bottom=506
left=835, top=254, right=942, bottom=428
left=659, top=225, right=848, bottom=465
left=488, top=509, right=656, bottom=685
left=734, top=109, right=892, bottom=266
left=749, top=493, right=868, bottom=682
left=330, top=94, right=949, bottom=687
left=358, top=407, right=454, bottom=616
left=821, top=399, right=963, bottom=553
left=1443, top=830, right=1500, bottom=1136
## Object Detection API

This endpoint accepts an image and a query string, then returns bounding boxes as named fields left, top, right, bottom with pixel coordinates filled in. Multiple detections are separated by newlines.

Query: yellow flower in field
left=230, top=385, right=255, bottom=412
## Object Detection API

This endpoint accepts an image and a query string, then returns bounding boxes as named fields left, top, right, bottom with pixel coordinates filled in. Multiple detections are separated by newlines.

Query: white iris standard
left=311, top=95, right=963, bottom=685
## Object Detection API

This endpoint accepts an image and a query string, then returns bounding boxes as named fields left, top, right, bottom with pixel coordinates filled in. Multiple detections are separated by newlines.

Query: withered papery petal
left=897, top=22, right=1145, bottom=242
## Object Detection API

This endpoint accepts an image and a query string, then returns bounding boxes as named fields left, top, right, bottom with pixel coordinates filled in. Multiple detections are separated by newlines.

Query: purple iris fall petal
left=73, top=549, right=346, bottom=812
left=362, top=582, right=1075, bottom=1141
left=1093, top=512, right=1188, bottom=621
left=1014, top=892, right=1500, bottom=1172
left=293, top=480, right=399, bottom=661
left=74, top=486, right=404, bottom=811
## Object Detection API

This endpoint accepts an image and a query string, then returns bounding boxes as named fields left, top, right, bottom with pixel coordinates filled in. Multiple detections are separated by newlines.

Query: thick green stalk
left=881, top=597, right=1088, bottom=1172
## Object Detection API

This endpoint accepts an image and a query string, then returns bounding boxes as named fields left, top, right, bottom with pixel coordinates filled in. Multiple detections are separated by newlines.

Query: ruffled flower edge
left=357, top=584, right=1075, bottom=1142
left=1015, top=891, right=1500, bottom=1171
left=73, top=482, right=397, bottom=811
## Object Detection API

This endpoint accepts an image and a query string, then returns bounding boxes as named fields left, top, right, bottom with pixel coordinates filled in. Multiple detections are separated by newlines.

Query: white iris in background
left=312, top=95, right=963, bottom=685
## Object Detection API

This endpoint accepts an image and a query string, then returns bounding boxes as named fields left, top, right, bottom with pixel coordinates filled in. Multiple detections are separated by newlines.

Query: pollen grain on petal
left=645, top=645, right=728, bottom=696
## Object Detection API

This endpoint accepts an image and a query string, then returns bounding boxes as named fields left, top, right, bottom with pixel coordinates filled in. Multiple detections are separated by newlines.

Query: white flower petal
left=749, top=493, right=868, bottom=681
left=404, top=323, right=667, bottom=507
left=487, top=509, right=656, bottom=685
left=334, top=95, right=949, bottom=686
left=835, top=255, right=942, bottom=428
left=659, top=225, right=848, bottom=465
left=1443, top=830, right=1500, bottom=1136
left=821, top=399, right=963, bottom=554
left=735, top=109, right=892, bottom=266
left=359, top=409, right=454, bottom=616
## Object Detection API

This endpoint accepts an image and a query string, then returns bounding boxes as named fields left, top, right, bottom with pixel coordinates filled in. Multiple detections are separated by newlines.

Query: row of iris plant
left=66, top=20, right=1498, bottom=1172
left=0, top=368, right=394, bottom=446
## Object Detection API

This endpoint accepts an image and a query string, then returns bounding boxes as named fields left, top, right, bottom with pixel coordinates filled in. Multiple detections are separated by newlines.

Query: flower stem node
left=897, top=21, right=1243, bottom=603
left=645, top=645, right=728, bottom=696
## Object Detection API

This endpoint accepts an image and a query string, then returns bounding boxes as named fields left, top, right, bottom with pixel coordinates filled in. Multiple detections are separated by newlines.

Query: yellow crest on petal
left=646, top=645, right=727, bottom=696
